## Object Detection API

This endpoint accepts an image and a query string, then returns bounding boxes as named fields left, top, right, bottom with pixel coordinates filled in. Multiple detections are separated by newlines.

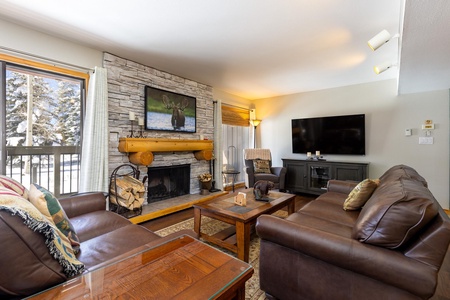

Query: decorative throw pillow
left=29, top=184, right=81, bottom=254
left=0, top=186, right=84, bottom=277
left=253, top=159, right=271, bottom=174
left=0, top=175, right=29, bottom=199
left=343, top=179, right=380, bottom=211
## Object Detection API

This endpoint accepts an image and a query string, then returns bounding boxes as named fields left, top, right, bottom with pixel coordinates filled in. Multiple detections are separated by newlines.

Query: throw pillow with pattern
left=343, top=179, right=380, bottom=211
left=0, top=175, right=29, bottom=199
left=253, top=159, right=271, bottom=174
left=29, top=184, right=81, bottom=254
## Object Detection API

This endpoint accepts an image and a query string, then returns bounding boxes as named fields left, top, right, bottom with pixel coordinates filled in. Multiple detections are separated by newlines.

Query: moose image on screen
left=291, top=114, right=365, bottom=155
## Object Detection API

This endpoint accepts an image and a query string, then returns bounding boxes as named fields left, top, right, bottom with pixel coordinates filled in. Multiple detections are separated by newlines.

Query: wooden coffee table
left=193, top=189, right=295, bottom=262
left=28, top=235, right=253, bottom=300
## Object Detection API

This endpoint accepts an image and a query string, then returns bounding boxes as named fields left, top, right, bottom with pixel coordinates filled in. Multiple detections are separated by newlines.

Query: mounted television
left=291, top=114, right=365, bottom=155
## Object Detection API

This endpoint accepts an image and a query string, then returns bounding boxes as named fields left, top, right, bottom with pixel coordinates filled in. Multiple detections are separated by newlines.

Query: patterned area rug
left=155, top=210, right=288, bottom=300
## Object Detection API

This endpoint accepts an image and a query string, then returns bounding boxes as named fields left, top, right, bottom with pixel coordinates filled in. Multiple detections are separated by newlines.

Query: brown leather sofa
left=0, top=192, right=190, bottom=299
left=256, top=165, right=450, bottom=300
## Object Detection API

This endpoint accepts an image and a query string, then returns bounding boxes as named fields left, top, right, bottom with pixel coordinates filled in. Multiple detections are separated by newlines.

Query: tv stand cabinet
left=282, top=159, right=369, bottom=195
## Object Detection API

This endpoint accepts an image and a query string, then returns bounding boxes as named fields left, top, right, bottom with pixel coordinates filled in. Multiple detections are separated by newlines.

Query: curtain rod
left=214, top=101, right=250, bottom=111
left=0, top=46, right=93, bottom=73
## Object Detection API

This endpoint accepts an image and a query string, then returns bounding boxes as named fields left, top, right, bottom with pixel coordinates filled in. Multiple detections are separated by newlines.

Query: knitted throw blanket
left=244, top=149, right=271, bottom=161
left=0, top=193, right=85, bottom=277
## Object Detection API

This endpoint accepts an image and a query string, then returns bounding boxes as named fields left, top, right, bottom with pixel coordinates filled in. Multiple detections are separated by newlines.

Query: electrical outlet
left=419, top=137, right=434, bottom=145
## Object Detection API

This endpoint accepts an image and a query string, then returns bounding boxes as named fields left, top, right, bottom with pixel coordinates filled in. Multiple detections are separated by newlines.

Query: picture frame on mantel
left=145, top=86, right=196, bottom=133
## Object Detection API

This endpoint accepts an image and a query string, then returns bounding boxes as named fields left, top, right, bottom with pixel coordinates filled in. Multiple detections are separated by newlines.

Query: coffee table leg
left=194, top=208, right=201, bottom=239
left=287, top=198, right=295, bottom=215
left=236, top=221, right=250, bottom=262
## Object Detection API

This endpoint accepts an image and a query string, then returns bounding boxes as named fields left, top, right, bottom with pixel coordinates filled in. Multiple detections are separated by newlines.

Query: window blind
left=221, top=105, right=250, bottom=127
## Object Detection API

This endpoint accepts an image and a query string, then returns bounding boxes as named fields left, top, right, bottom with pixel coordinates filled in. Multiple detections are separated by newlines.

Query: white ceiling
left=0, top=0, right=448, bottom=99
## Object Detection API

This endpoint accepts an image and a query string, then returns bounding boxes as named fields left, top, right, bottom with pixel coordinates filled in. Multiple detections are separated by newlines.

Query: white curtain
left=79, top=67, right=109, bottom=193
left=213, top=100, right=223, bottom=190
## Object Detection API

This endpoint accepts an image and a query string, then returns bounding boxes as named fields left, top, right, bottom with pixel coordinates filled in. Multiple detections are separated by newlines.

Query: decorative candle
left=200, top=134, right=204, bottom=140
left=138, top=117, right=144, bottom=126
left=129, top=111, right=135, bottom=121
left=307, top=152, right=312, bottom=157
left=316, top=151, right=321, bottom=156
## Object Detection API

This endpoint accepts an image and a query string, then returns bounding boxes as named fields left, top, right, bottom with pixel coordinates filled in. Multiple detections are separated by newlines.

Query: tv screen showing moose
left=144, top=86, right=197, bottom=133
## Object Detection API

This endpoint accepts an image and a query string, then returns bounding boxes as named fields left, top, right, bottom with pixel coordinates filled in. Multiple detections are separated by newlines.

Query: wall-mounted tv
left=145, top=86, right=196, bottom=133
left=291, top=114, right=365, bottom=155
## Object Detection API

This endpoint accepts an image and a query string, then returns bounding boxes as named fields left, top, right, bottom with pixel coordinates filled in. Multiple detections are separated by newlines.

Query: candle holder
left=127, top=120, right=136, bottom=138
left=137, top=125, right=145, bottom=138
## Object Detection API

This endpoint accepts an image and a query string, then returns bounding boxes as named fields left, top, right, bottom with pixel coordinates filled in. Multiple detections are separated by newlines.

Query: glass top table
left=27, top=235, right=254, bottom=300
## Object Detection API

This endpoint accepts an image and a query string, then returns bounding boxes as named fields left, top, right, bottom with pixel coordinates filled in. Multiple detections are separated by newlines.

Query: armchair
left=243, top=149, right=286, bottom=191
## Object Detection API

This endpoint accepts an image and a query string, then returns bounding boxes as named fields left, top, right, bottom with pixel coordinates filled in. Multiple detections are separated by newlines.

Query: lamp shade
left=250, top=119, right=261, bottom=127
left=368, top=29, right=392, bottom=51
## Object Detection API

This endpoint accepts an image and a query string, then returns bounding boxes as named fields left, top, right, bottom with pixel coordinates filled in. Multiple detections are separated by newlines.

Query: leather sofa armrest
left=59, top=192, right=107, bottom=218
left=256, top=215, right=436, bottom=298
left=327, top=179, right=358, bottom=194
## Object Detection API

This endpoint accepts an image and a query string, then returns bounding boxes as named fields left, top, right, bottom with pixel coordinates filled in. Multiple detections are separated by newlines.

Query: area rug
left=155, top=210, right=288, bottom=300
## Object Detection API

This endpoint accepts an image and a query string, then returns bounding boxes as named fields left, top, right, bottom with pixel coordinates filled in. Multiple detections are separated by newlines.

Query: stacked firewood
left=110, top=176, right=145, bottom=210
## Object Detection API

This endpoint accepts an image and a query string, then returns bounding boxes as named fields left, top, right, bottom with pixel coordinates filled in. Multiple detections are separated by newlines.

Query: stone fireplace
left=147, top=164, right=191, bottom=203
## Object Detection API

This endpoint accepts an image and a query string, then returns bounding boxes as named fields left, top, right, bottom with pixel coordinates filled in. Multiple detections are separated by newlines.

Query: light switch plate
left=419, top=137, right=434, bottom=144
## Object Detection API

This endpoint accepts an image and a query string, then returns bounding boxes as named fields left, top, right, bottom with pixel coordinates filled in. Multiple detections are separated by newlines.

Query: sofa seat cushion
left=286, top=213, right=354, bottom=238
left=70, top=210, right=132, bottom=242
left=297, top=193, right=360, bottom=227
left=353, top=178, right=439, bottom=249
left=254, top=173, right=280, bottom=183
left=77, top=224, right=161, bottom=270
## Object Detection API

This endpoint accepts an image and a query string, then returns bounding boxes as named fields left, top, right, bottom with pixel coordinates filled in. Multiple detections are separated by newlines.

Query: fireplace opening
left=147, top=164, right=190, bottom=203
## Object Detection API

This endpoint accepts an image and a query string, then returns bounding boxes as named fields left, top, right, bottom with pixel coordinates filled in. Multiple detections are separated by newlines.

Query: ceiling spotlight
left=374, top=61, right=396, bottom=74
left=368, top=30, right=399, bottom=51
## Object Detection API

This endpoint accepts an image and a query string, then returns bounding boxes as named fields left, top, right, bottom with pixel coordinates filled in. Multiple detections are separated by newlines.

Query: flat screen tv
left=291, top=114, right=365, bottom=155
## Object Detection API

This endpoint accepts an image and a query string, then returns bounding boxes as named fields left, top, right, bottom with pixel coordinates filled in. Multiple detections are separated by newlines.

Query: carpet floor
left=155, top=210, right=288, bottom=300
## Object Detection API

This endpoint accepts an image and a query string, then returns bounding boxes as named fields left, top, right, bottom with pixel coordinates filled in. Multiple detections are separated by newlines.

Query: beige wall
left=0, top=19, right=102, bottom=70
left=254, top=79, right=450, bottom=208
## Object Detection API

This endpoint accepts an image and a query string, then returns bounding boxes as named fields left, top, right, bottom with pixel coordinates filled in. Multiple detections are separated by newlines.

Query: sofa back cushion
left=352, top=178, right=439, bottom=249
left=379, top=164, right=428, bottom=187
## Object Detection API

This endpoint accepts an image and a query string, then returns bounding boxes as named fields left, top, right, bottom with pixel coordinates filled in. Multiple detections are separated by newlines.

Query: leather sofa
left=256, top=165, right=450, bottom=300
left=0, top=191, right=191, bottom=299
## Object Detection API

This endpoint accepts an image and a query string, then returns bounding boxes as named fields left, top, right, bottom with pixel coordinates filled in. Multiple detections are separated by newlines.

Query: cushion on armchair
left=352, top=178, right=439, bottom=249
left=253, top=159, right=271, bottom=174
left=0, top=175, right=29, bottom=199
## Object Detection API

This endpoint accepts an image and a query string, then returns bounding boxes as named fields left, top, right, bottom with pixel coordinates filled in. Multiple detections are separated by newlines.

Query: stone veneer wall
left=104, top=52, right=214, bottom=195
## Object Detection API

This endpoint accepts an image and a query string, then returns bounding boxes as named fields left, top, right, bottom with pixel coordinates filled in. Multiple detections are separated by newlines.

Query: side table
left=222, top=170, right=240, bottom=192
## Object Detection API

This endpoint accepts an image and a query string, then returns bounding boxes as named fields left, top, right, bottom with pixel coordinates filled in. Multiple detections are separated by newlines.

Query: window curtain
left=213, top=100, right=223, bottom=190
left=80, top=67, right=109, bottom=193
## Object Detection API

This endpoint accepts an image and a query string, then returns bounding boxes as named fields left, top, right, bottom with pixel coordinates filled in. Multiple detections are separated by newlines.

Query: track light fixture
left=368, top=29, right=399, bottom=51
left=373, top=61, right=396, bottom=74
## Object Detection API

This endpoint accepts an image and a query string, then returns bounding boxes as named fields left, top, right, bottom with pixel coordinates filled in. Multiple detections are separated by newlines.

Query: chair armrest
left=256, top=215, right=436, bottom=298
left=327, top=179, right=358, bottom=194
left=270, top=166, right=286, bottom=177
left=59, top=192, right=107, bottom=218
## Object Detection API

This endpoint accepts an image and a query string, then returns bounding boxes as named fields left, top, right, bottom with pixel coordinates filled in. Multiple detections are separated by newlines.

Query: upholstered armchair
left=243, top=149, right=286, bottom=191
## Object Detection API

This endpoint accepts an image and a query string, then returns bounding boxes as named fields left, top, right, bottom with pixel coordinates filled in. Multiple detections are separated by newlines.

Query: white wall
left=0, top=18, right=102, bottom=70
left=254, top=79, right=450, bottom=209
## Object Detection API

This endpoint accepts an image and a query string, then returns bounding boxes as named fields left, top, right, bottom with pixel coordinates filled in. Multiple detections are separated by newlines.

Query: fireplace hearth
left=147, top=164, right=190, bottom=203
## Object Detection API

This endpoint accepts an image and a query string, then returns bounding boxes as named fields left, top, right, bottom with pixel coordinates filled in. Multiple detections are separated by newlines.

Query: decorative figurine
left=253, top=180, right=274, bottom=201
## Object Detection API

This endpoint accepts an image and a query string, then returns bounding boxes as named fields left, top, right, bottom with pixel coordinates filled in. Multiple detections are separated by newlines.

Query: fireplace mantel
left=118, top=138, right=214, bottom=165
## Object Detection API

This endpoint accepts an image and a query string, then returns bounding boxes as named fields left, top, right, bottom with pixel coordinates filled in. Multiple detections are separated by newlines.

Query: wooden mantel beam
left=118, top=138, right=214, bottom=165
